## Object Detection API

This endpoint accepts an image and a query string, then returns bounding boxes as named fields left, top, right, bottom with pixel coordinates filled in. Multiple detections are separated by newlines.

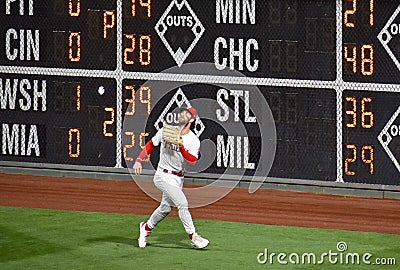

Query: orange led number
left=124, top=86, right=152, bottom=115
left=370, top=0, right=374, bottom=26
left=140, top=86, right=151, bottom=114
left=69, top=0, right=80, bottom=17
left=345, top=96, right=357, bottom=128
left=103, top=107, right=115, bottom=137
left=76, top=84, right=81, bottom=111
left=344, top=0, right=374, bottom=27
left=361, top=97, right=373, bottom=128
left=69, top=32, right=81, bottom=62
left=345, top=144, right=357, bottom=176
left=68, top=128, right=80, bottom=158
left=361, top=45, right=373, bottom=76
left=131, top=0, right=152, bottom=17
left=344, top=0, right=356, bottom=28
left=124, top=131, right=135, bottom=161
left=344, top=44, right=374, bottom=76
left=124, top=35, right=152, bottom=65
left=124, top=34, right=135, bottom=65
left=123, top=132, right=151, bottom=162
left=345, top=97, right=373, bottom=128
left=141, top=0, right=152, bottom=17
left=131, top=0, right=135, bottom=16
left=362, top=145, right=374, bottom=174
left=125, top=85, right=136, bottom=116
left=139, top=36, right=151, bottom=66
left=345, top=144, right=374, bottom=176
left=344, top=45, right=357, bottom=74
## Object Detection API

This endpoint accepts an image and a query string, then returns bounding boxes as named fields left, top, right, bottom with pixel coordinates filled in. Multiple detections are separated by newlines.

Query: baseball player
left=133, top=105, right=209, bottom=249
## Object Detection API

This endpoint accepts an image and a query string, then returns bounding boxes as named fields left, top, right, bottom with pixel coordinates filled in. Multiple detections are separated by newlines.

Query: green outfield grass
left=0, top=206, right=398, bottom=270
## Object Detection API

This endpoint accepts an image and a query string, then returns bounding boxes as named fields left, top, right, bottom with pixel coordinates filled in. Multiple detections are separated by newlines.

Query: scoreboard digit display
left=1, top=0, right=399, bottom=186
left=0, top=0, right=117, bottom=69
left=341, top=0, right=400, bottom=185
left=122, top=0, right=336, bottom=80
left=342, top=90, right=400, bottom=185
left=342, top=0, right=400, bottom=83
left=0, top=73, right=117, bottom=166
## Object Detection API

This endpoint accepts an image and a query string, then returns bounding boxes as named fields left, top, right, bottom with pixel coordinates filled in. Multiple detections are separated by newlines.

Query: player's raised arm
left=133, top=139, right=156, bottom=175
left=179, top=145, right=198, bottom=166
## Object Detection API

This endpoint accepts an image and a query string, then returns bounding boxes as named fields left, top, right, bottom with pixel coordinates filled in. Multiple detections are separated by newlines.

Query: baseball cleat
left=138, top=221, right=151, bottom=248
left=191, top=233, right=209, bottom=249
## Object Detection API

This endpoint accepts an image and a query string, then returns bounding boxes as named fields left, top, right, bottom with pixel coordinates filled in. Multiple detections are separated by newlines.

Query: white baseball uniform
left=146, top=127, right=200, bottom=234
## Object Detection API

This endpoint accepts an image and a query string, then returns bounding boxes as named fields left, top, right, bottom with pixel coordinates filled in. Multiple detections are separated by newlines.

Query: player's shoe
left=138, top=221, right=151, bottom=248
left=190, top=233, right=209, bottom=249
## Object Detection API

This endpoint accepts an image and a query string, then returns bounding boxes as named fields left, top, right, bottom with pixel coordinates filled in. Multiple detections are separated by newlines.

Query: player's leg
left=147, top=193, right=173, bottom=229
left=159, top=181, right=209, bottom=248
left=138, top=174, right=173, bottom=248
left=150, top=172, right=209, bottom=248
left=154, top=176, right=196, bottom=234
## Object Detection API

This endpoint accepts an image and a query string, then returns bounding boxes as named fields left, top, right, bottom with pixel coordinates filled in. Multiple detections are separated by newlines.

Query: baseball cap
left=180, top=105, right=197, bottom=121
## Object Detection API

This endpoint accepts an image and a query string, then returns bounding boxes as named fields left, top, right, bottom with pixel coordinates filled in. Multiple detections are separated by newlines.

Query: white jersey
left=152, top=128, right=200, bottom=172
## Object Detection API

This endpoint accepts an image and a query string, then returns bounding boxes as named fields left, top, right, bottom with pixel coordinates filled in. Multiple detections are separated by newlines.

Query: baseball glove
left=162, top=124, right=183, bottom=146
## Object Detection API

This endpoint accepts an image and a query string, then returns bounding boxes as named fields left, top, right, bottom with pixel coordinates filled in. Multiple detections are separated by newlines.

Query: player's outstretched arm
left=133, top=140, right=156, bottom=175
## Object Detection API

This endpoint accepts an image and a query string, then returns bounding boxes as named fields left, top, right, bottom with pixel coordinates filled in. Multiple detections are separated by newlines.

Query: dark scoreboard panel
left=122, top=0, right=336, bottom=80
left=341, top=0, right=400, bottom=185
left=1, top=0, right=400, bottom=186
left=0, top=73, right=117, bottom=166
left=0, top=0, right=117, bottom=69
left=343, top=90, right=400, bottom=185
left=342, top=0, right=400, bottom=83
left=121, top=81, right=337, bottom=181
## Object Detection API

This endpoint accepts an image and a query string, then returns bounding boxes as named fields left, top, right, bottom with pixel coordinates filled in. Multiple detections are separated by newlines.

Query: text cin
left=5, top=28, right=40, bottom=61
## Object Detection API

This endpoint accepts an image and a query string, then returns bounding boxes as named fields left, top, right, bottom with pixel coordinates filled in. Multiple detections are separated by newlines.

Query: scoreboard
left=0, top=0, right=399, bottom=186
left=0, top=0, right=117, bottom=69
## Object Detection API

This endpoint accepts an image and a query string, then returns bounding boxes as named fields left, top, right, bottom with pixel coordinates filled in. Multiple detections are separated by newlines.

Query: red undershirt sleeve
left=179, top=145, right=198, bottom=166
left=136, top=140, right=155, bottom=163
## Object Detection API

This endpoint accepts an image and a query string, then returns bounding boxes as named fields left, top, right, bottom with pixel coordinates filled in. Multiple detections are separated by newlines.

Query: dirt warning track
left=0, top=173, right=399, bottom=234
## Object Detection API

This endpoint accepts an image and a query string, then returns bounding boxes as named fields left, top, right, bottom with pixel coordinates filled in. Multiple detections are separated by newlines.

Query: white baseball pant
left=147, top=170, right=196, bottom=234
